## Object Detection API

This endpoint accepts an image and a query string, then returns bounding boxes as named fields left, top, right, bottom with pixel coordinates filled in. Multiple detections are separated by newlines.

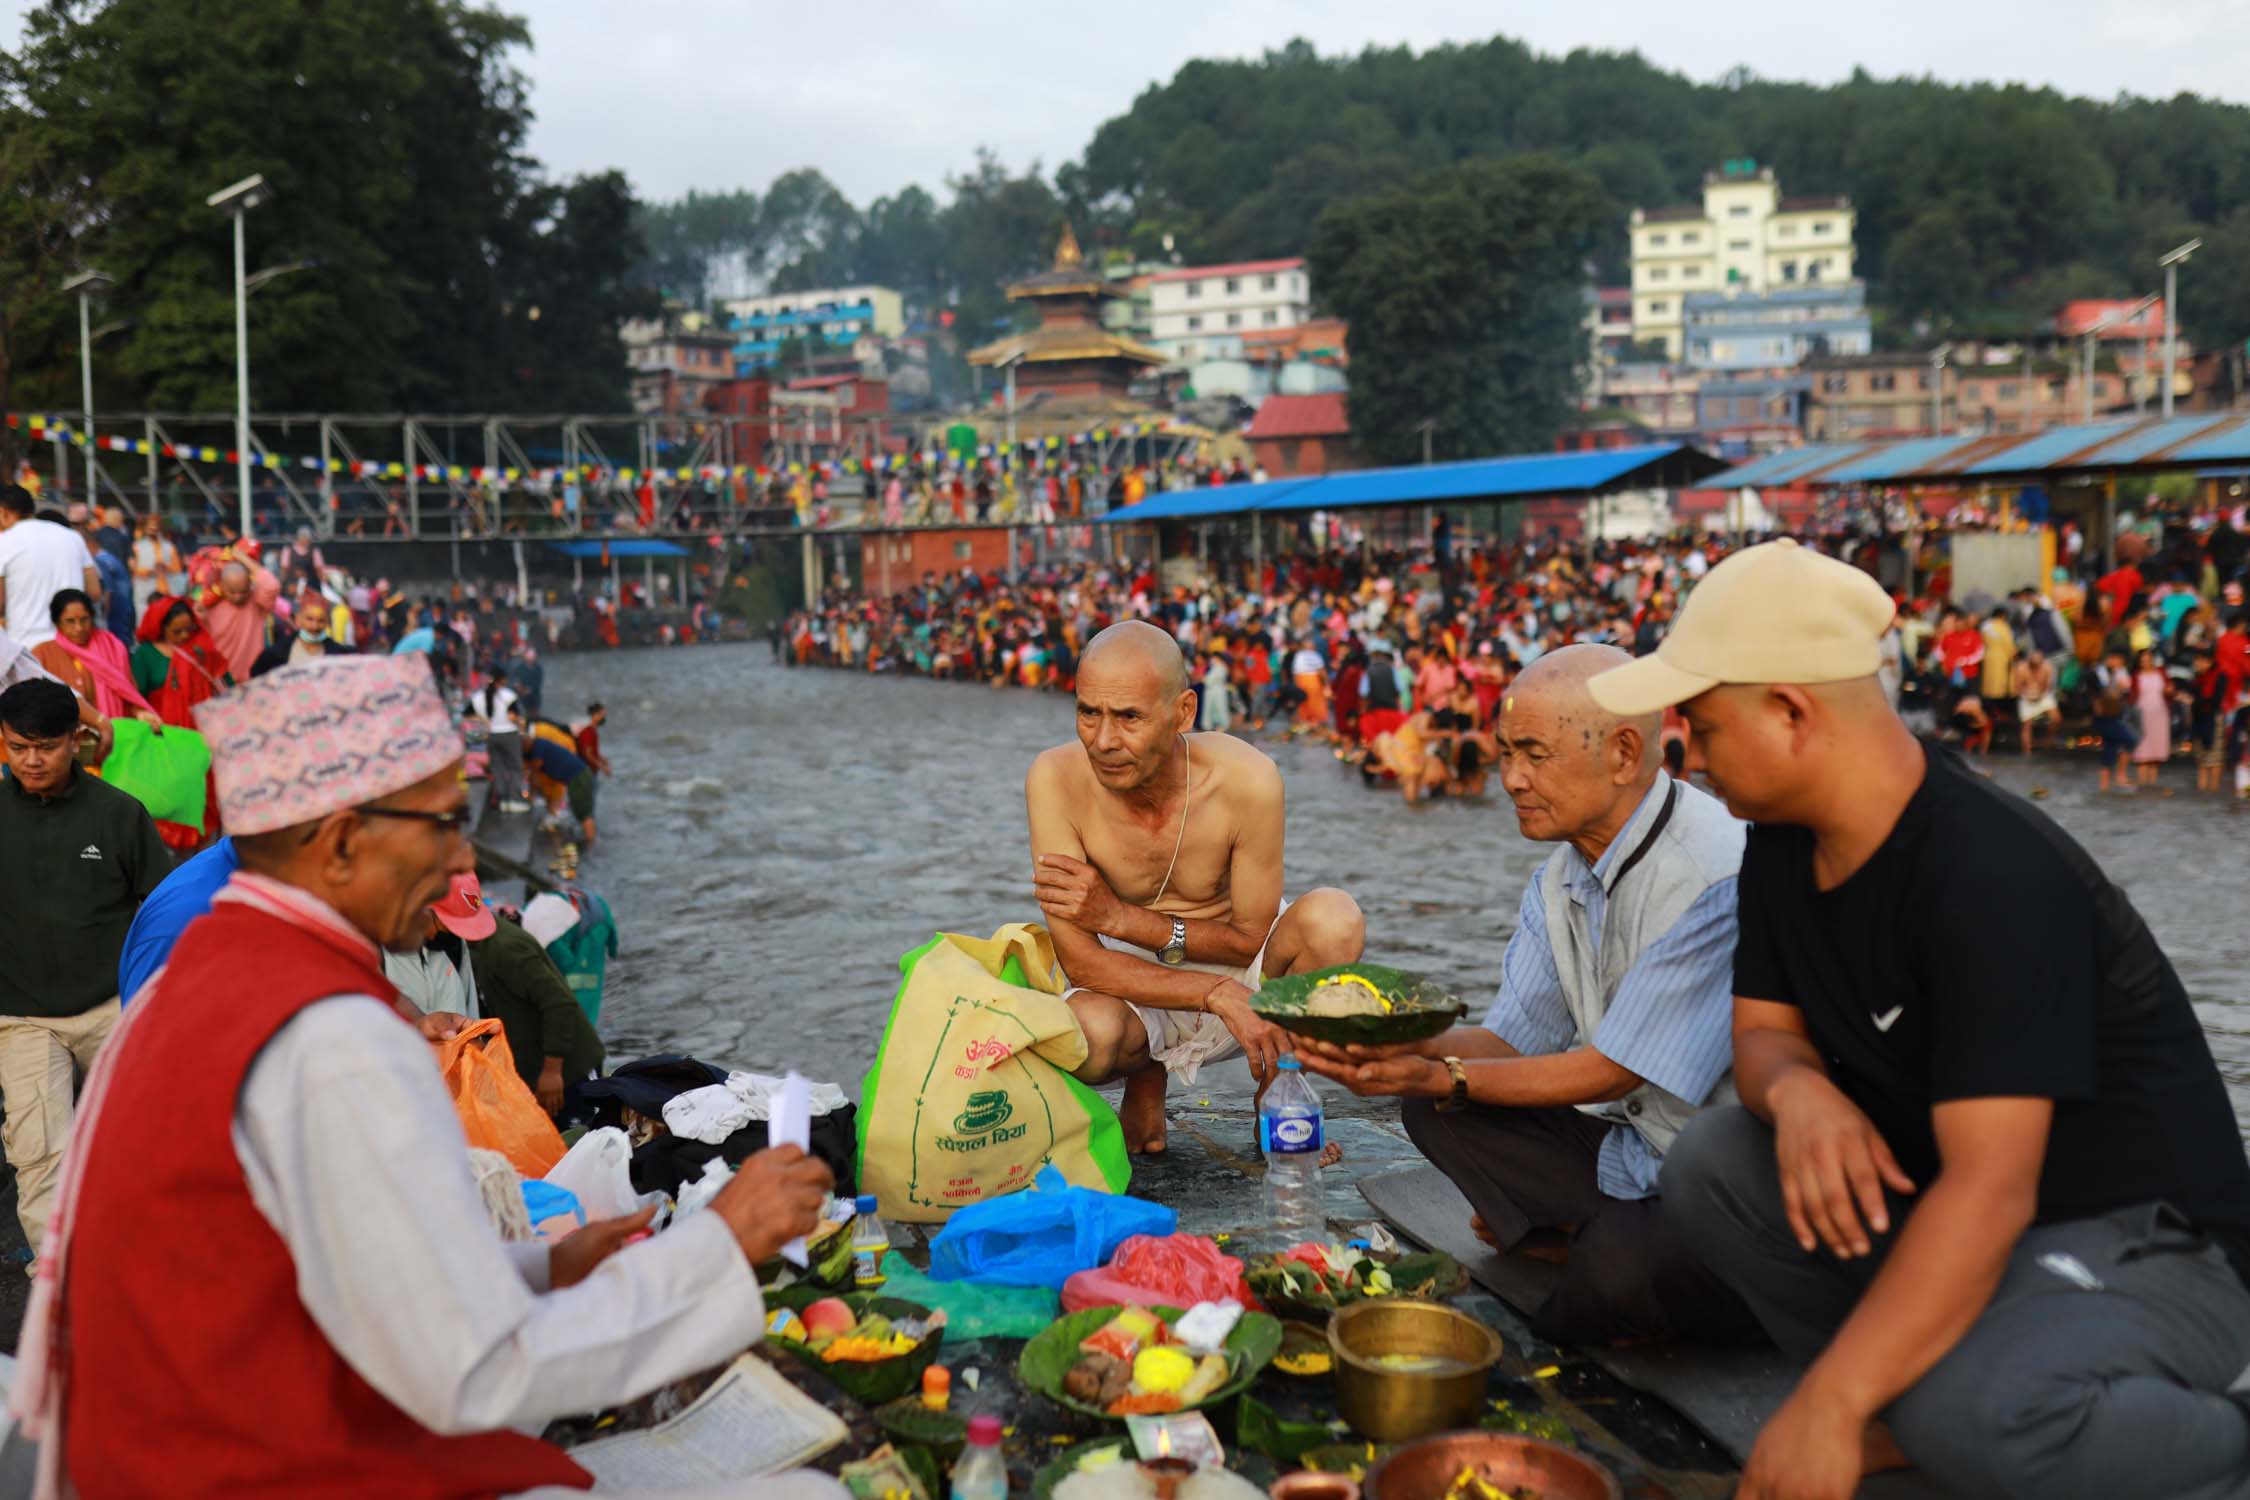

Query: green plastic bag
left=870, top=1251, right=1059, bottom=1341
left=101, top=720, right=209, bottom=827
left=856, top=924, right=1128, bottom=1223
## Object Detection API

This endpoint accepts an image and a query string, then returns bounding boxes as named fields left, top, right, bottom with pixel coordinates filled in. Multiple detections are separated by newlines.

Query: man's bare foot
left=1121, top=1068, right=1168, bottom=1154
left=1318, top=1141, right=1343, bottom=1167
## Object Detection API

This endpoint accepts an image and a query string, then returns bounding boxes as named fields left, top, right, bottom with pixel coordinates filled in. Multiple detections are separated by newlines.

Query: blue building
left=1682, top=283, right=1871, bottom=371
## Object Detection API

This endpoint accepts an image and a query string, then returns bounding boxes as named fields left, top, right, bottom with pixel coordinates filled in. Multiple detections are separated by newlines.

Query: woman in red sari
left=127, top=594, right=232, bottom=850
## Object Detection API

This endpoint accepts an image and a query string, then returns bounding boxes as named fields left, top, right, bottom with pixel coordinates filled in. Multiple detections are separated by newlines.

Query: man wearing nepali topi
left=20, top=654, right=844, bottom=1500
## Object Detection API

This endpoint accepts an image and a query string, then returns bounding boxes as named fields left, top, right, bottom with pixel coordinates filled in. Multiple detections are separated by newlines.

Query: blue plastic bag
left=927, top=1166, right=1175, bottom=1288
left=521, top=1179, right=585, bottom=1232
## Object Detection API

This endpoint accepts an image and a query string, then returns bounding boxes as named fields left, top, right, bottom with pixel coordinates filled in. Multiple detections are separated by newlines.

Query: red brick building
left=859, top=527, right=1010, bottom=592
left=1247, top=392, right=1363, bottom=476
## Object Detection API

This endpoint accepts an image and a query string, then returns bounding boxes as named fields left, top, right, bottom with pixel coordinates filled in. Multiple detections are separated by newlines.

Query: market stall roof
left=1102, top=442, right=1720, bottom=523
left=1107, top=477, right=1324, bottom=522
left=546, top=539, right=690, bottom=558
left=1705, top=412, right=2250, bottom=489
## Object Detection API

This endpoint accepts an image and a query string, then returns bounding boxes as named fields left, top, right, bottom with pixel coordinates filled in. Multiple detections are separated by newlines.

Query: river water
left=541, top=644, right=2250, bottom=1138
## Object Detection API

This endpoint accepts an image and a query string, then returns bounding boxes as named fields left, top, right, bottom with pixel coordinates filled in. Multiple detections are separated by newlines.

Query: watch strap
left=1437, top=1056, right=1469, bottom=1112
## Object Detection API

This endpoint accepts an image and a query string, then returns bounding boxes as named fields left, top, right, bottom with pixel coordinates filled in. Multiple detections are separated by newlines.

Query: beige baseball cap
left=1588, top=539, right=1897, bottom=716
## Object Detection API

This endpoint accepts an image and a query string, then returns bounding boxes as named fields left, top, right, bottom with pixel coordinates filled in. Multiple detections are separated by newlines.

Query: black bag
left=628, top=1105, right=859, bottom=1199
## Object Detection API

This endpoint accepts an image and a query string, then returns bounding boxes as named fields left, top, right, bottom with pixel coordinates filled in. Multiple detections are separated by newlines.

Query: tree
left=1311, top=155, right=1604, bottom=464
left=0, top=0, right=648, bottom=415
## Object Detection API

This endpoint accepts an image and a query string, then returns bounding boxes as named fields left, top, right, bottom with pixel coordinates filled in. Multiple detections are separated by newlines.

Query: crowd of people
left=774, top=511, right=2250, bottom=801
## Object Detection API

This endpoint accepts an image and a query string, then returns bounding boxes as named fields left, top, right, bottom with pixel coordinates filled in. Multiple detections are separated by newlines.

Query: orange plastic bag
left=439, top=1019, right=566, bottom=1177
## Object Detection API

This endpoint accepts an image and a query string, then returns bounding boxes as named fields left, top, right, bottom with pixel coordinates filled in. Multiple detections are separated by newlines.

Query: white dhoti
left=1062, top=900, right=1288, bottom=1085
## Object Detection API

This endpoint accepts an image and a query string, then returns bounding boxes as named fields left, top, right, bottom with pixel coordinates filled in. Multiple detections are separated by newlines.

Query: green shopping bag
left=857, top=923, right=1129, bottom=1223
left=101, top=720, right=209, bottom=827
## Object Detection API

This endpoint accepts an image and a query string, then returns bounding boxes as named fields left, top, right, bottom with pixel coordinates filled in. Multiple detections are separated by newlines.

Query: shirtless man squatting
left=1027, top=621, right=1367, bottom=1153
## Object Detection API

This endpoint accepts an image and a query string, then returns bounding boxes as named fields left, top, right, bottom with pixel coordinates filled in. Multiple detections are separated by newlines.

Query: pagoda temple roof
left=998, top=222, right=1128, bottom=301
left=967, top=323, right=1170, bottom=369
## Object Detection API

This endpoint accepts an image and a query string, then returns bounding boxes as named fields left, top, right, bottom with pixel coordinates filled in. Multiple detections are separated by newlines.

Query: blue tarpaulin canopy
left=545, top=539, right=691, bottom=558
left=1102, top=442, right=1719, bottom=523
left=1704, top=412, right=2250, bottom=490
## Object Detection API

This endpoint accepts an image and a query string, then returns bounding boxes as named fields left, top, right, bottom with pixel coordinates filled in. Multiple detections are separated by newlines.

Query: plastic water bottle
left=1260, top=1056, right=1326, bottom=1246
left=851, top=1193, right=889, bottom=1289
left=951, top=1413, right=1007, bottom=1500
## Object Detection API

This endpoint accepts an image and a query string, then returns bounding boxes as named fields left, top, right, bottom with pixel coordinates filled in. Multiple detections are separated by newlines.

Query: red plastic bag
left=1061, top=1233, right=1260, bottom=1312
left=439, top=1019, right=566, bottom=1178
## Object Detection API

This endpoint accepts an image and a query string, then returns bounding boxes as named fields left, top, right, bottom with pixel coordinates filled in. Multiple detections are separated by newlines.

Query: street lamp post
left=2159, top=239, right=2201, bottom=420
left=61, top=269, right=113, bottom=504
left=1928, top=345, right=1949, bottom=435
left=206, top=174, right=271, bottom=540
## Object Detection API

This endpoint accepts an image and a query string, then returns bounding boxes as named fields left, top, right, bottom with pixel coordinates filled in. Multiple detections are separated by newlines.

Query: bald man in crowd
left=198, top=556, right=280, bottom=682
left=1028, top=620, right=1365, bottom=1154
left=1300, top=645, right=1761, bottom=1346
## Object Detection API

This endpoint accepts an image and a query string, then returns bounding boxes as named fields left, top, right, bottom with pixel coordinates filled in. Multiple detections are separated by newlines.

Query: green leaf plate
left=768, top=1293, right=945, bottom=1406
left=1018, top=1303, right=1283, bottom=1424
left=1246, top=1249, right=1468, bottom=1320
left=1251, top=963, right=1466, bottom=1046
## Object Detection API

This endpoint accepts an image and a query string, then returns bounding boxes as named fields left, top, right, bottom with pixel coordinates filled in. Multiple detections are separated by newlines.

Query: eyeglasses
left=354, top=804, right=473, bottom=833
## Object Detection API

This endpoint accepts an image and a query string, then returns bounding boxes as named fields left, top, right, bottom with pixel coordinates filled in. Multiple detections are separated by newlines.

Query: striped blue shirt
left=1481, top=823, right=1740, bottom=1201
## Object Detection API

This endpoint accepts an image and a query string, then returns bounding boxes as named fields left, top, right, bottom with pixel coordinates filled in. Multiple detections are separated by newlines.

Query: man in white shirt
left=0, top=487, right=100, bottom=649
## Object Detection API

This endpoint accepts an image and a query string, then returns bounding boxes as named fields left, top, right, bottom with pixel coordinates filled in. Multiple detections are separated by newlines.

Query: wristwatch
left=1158, top=916, right=1188, bottom=966
left=1436, top=1056, right=1469, bottom=1112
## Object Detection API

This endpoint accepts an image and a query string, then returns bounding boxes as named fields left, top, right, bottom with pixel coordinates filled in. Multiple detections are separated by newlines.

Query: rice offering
left=1304, top=975, right=1392, bottom=1018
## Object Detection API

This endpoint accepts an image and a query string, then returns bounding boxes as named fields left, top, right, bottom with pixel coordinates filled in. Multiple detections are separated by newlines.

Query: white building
left=1148, top=258, right=1311, bottom=362
left=1629, top=161, right=1856, bottom=359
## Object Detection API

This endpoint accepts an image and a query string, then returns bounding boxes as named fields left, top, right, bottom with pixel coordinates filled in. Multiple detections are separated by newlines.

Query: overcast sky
left=8, top=0, right=2249, bottom=204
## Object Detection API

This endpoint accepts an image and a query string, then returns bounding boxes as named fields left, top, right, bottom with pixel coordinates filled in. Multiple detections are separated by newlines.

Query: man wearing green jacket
left=428, top=873, right=604, bottom=1117
left=0, top=678, right=170, bottom=1260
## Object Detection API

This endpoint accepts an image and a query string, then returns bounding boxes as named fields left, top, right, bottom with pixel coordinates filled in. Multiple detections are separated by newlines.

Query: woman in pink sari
left=29, top=591, right=160, bottom=759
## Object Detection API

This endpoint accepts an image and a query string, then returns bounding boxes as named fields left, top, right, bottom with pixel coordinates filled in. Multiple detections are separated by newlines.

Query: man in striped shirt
left=1300, top=644, right=1760, bottom=1346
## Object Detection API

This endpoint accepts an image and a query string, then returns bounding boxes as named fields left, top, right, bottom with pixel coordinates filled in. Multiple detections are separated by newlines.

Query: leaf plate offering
left=1251, top=963, right=1465, bottom=1046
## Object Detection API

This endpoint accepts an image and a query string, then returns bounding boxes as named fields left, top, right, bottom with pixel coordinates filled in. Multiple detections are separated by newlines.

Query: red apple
left=800, top=1297, right=857, bottom=1341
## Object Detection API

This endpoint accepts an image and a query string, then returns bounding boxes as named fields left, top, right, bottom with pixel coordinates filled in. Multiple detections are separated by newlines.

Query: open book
left=566, top=1352, right=848, bottom=1488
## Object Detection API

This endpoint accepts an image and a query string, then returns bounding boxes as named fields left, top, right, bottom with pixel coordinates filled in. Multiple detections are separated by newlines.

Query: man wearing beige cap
left=1591, top=539, right=2250, bottom=1500
left=19, top=655, right=844, bottom=1500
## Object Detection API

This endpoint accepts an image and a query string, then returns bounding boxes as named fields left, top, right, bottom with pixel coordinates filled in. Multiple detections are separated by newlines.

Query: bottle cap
left=856, top=1194, right=879, bottom=1214
left=1278, top=1055, right=1302, bottom=1070
left=967, top=1413, right=1003, bottom=1445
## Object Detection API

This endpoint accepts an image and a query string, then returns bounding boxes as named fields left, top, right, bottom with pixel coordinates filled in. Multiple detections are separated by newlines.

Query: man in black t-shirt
left=1591, top=539, right=2250, bottom=1500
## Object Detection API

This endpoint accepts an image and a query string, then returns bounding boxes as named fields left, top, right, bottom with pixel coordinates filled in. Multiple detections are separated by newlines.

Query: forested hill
left=1064, top=38, right=2250, bottom=343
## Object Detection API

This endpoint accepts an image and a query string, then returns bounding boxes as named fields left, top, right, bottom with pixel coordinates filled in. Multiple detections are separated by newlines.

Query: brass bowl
left=1364, top=1431, right=1621, bottom=1500
left=1327, top=1301, right=1503, bottom=1443
left=1271, top=1472, right=1361, bottom=1500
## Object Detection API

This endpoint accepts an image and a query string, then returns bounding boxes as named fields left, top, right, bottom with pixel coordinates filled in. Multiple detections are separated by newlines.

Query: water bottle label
left=853, top=1248, right=885, bottom=1287
left=1262, top=1115, right=1323, bottom=1154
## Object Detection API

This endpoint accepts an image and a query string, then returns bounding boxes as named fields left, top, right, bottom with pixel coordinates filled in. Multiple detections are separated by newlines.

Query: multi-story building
left=723, top=285, right=905, bottom=371
left=1695, top=374, right=1814, bottom=458
left=1148, top=258, right=1312, bottom=362
left=1598, top=362, right=1702, bottom=438
left=1682, top=284, right=1871, bottom=371
left=1630, top=161, right=1857, bottom=358
left=1585, top=287, right=1633, bottom=365
left=1804, top=353, right=1953, bottom=441
left=621, top=312, right=738, bottom=418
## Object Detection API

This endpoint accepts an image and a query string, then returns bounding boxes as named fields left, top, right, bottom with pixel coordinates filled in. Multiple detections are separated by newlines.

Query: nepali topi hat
left=194, top=655, right=463, bottom=836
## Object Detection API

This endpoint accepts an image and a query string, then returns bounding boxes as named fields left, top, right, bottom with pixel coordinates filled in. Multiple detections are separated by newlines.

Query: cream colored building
left=1629, top=161, right=1855, bottom=358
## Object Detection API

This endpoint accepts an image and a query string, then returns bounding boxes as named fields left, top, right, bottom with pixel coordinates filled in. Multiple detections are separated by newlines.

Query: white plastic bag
left=543, top=1126, right=664, bottom=1221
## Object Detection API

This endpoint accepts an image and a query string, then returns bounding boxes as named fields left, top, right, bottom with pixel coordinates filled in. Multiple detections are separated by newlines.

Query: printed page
left=568, top=1353, right=847, bottom=1487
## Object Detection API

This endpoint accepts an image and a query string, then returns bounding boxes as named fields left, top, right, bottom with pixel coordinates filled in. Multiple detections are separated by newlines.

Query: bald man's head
left=1080, top=620, right=1188, bottom=700
left=218, top=561, right=252, bottom=606
left=1073, top=620, right=1195, bottom=794
left=1496, top=643, right=1662, bottom=849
